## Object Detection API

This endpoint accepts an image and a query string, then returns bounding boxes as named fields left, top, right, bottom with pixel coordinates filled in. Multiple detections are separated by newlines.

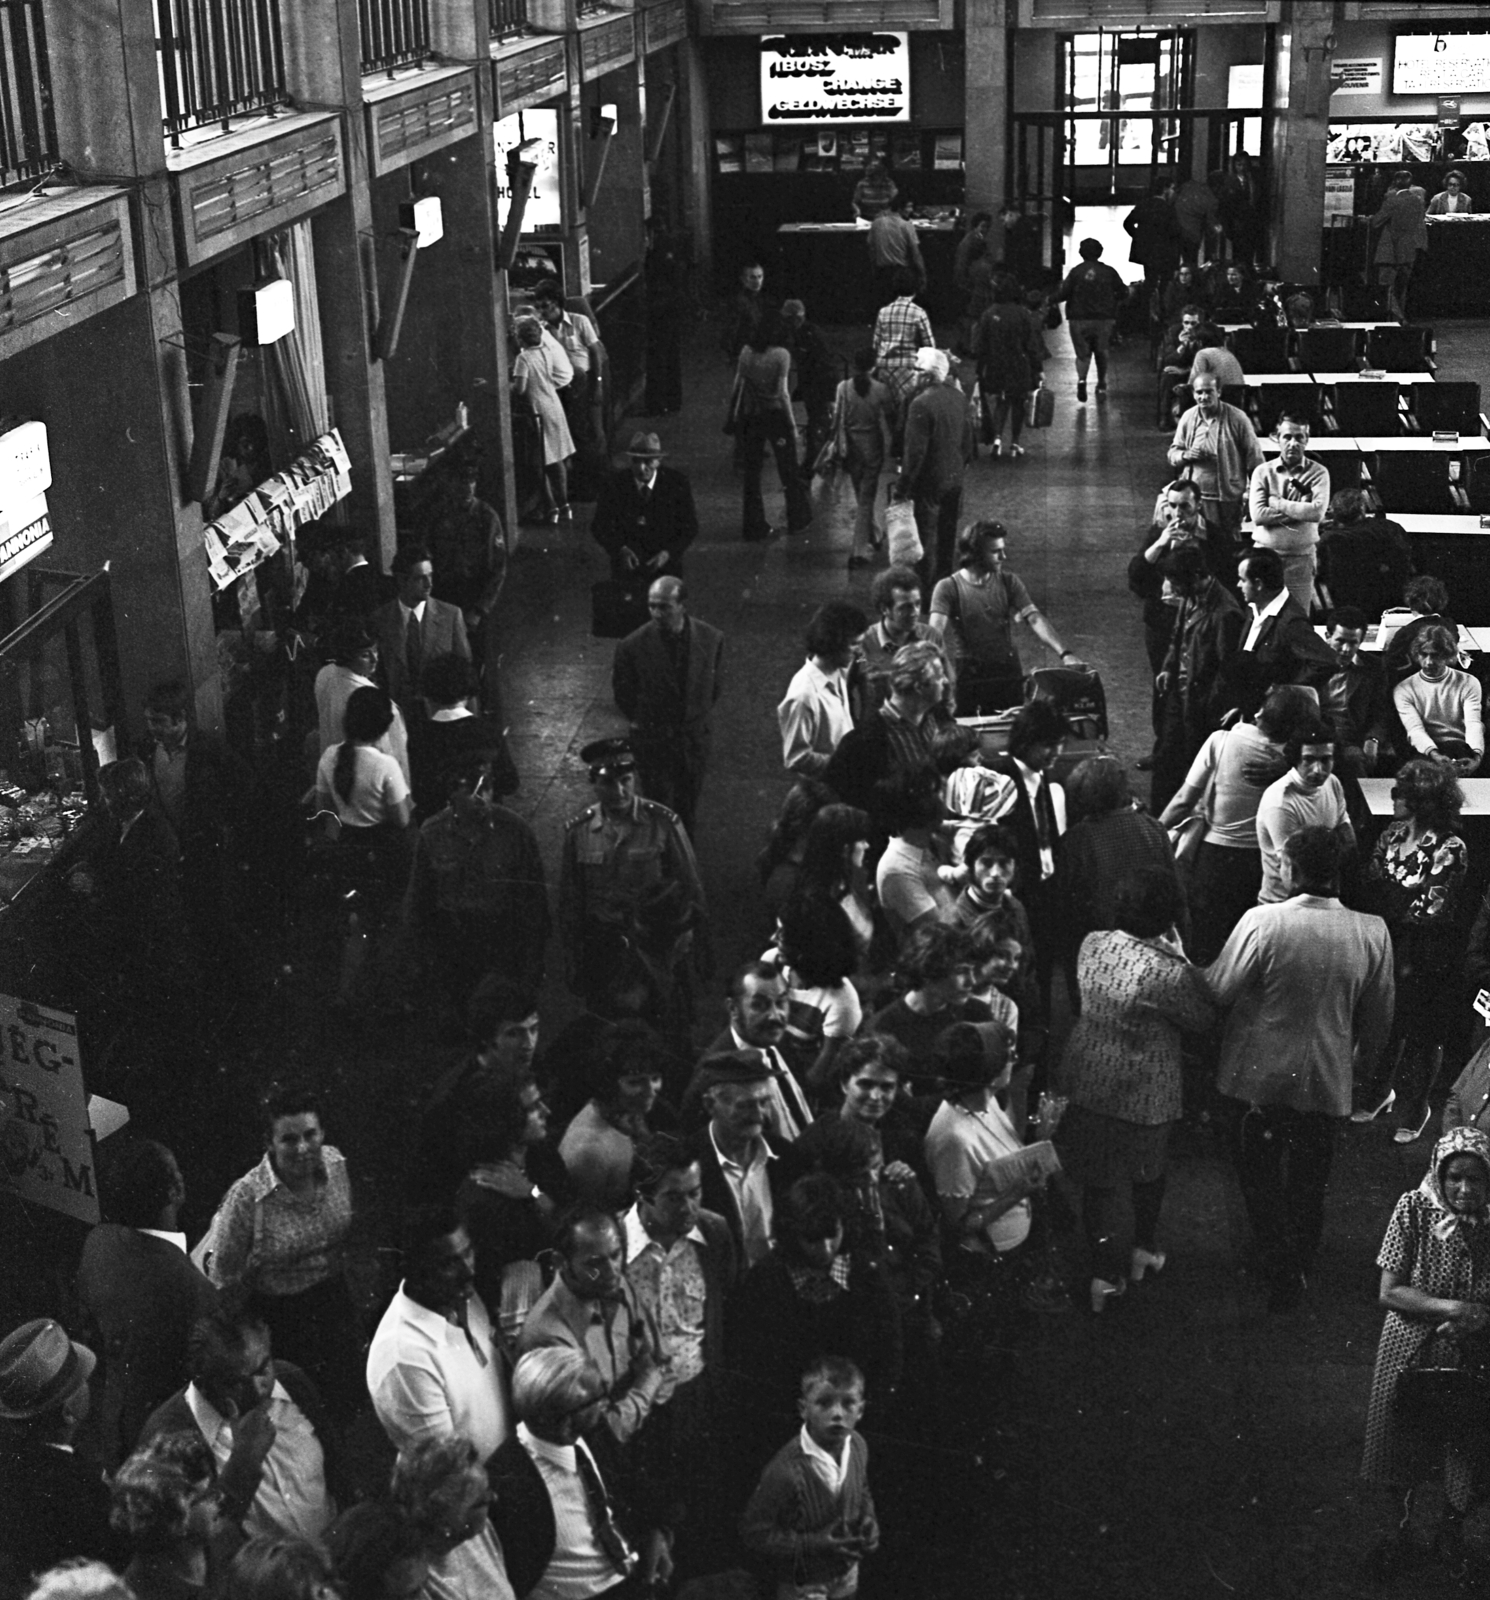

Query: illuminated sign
left=760, top=34, right=911, bottom=125
left=1394, top=31, right=1490, bottom=96
left=0, top=421, right=49, bottom=510
left=495, top=109, right=563, bottom=233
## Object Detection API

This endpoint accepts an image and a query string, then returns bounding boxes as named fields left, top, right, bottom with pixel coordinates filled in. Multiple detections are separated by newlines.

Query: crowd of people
left=8, top=207, right=1490, bottom=1600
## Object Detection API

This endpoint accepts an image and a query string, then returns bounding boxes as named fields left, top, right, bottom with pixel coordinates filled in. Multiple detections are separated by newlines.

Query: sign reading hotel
left=0, top=996, right=97, bottom=1225
left=760, top=35, right=911, bottom=125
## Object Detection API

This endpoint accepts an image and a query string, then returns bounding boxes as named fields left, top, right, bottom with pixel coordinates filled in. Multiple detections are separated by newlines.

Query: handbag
left=1166, top=760, right=1218, bottom=865
left=1026, top=381, right=1056, bottom=429
left=885, top=495, right=922, bottom=566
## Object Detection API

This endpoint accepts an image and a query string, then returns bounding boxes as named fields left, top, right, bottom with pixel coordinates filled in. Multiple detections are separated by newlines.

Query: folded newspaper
left=976, top=1139, right=1062, bottom=1193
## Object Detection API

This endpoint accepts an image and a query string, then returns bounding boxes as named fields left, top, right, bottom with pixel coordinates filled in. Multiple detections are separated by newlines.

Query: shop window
left=1063, top=30, right=1188, bottom=168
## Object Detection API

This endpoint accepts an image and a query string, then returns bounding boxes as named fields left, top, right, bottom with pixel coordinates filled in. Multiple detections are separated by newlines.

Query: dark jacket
left=1127, top=521, right=1232, bottom=652
left=591, top=465, right=699, bottom=580
left=135, top=731, right=255, bottom=903
left=986, top=754, right=1063, bottom=903
left=1162, top=577, right=1245, bottom=740
left=612, top=617, right=725, bottom=737
left=139, top=1361, right=348, bottom=1521
left=901, top=381, right=975, bottom=497
left=370, top=596, right=471, bottom=707
left=1324, top=657, right=1395, bottom=751
left=695, top=1127, right=787, bottom=1265
left=1124, top=196, right=1182, bottom=273
left=1216, top=594, right=1336, bottom=716
left=822, top=703, right=947, bottom=822
left=0, top=1435, right=127, bottom=1595
left=971, top=300, right=1044, bottom=394
left=1317, top=519, right=1414, bottom=617
left=75, top=1225, right=219, bottom=1468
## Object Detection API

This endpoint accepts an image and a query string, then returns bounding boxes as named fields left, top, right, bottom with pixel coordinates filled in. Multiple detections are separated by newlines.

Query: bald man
left=611, top=578, right=725, bottom=835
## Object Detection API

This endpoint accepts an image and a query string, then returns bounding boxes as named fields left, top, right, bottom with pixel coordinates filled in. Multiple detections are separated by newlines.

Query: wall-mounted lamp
left=237, top=278, right=295, bottom=346
left=399, top=195, right=444, bottom=248
left=582, top=118, right=616, bottom=213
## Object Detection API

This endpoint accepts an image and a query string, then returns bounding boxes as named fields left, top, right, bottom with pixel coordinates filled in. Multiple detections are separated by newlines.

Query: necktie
left=575, top=1443, right=634, bottom=1576
left=770, top=1048, right=813, bottom=1134
left=1034, top=777, right=1055, bottom=858
left=450, top=1300, right=488, bottom=1368
left=405, top=608, right=423, bottom=691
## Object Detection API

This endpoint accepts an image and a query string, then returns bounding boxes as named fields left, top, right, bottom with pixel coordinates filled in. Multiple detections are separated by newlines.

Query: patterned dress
left=1362, top=1128, right=1490, bottom=1510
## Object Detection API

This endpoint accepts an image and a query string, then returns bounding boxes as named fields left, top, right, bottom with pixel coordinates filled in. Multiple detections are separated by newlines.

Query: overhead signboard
left=0, top=995, right=97, bottom=1225
left=760, top=34, right=911, bottom=126
left=495, top=109, right=563, bottom=233
left=1394, top=31, right=1490, bottom=97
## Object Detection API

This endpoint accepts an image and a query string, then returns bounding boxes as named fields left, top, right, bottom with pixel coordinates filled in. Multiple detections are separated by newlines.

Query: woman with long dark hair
left=735, top=315, right=812, bottom=541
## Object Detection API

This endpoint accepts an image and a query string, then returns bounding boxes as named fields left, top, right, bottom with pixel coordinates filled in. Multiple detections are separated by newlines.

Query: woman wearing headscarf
left=1362, top=1127, right=1490, bottom=1579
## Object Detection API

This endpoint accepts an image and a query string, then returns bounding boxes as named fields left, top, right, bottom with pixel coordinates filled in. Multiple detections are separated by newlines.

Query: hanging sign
left=203, top=430, right=351, bottom=591
left=0, top=996, right=96, bottom=1225
left=760, top=35, right=911, bottom=125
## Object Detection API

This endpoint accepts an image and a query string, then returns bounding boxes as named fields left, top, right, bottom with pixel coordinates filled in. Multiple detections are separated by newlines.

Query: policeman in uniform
left=558, top=737, right=710, bottom=999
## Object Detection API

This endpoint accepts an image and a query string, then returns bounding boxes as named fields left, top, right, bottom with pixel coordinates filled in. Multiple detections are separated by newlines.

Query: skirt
left=1058, top=1103, right=1172, bottom=1188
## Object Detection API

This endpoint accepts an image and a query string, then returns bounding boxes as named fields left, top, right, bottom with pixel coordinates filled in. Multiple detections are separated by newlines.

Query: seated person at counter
left=853, top=159, right=898, bottom=221
left=1392, top=623, right=1484, bottom=776
left=1322, top=607, right=1395, bottom=777
left=1316, top=490, right=1414, bottom=620
left=1428, top=169, right=1476, bottom=215
left=1382, top=575, right=1457, bottom=682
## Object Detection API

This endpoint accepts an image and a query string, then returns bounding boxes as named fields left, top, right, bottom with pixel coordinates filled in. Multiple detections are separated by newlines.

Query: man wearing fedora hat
left=591, top=434, right=699, bottom=586
left=0, top=1317, right=126, bottom=1584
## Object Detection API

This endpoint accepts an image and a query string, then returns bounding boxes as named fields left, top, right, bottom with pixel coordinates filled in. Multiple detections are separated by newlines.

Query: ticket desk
left=777, top=217, right=960, bottom=323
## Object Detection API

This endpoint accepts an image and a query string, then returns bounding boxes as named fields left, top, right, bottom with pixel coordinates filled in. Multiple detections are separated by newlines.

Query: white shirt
left=1242, top=586, right=1290, bottom=652
left=138, top=1228, right=187, bottom=1251
left=799, top=1422, right=851, bottom=1495
left=709, top=1122, right=775, bottom=1264
left=366, top=1286, right=511, bottom=1462
left=777, top=657, right=854, bottom=778
left=314, top=662, right=412, bottom=782
left=518, top=1424, right=629, bottom=1600
left=1011, top=756, right=1065, bottom=880
left=185, top=1380, right=332, bottom=1542
left=399, top=599, right=427, bottom=628
left=547, top=309, right=600, bottom=374
left=924, top=1097, right=1032, bottom=1254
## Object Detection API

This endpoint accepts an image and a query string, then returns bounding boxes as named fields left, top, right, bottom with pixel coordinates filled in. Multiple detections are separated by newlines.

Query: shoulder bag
left=1167, top=760, right=1218, bottom=867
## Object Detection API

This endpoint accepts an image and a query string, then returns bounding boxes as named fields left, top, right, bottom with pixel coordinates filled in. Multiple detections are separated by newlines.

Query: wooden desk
left=1360, top=778, right=1490, bottom=816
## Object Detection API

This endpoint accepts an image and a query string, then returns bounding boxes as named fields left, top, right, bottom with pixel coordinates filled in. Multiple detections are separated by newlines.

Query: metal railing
left=360, top=0, right=432, bottom=76
left=489, top=0, right=530, bottom=40
left=0, top=1, right=58, bottom=190
left=155, top=0, right=290, bottom=147
left=576, top=0, right=611, bottom=13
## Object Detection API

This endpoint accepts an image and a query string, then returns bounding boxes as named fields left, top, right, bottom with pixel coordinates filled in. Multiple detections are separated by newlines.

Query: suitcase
left=1025, top=665, right=1108, bottom=742
left=1027, top=383, right=1055, bottom=429
left=590, top=579, right=650, bottom=639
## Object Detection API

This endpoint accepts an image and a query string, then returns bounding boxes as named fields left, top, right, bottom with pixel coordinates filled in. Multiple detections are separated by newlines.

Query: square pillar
left=1269, top=3, right=1335, bottom=286
left=964, top=1, right=1009, bottom=217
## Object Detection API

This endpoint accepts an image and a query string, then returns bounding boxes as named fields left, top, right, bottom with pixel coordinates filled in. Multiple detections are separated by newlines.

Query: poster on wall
left=1323, top=168, right=1357, bottom=224
left=0, top=997, right=97, bottom=1225
left=494, top=109, right=563, bottom=233
left=759, top=35, right=911, bottom=125
left=1329, top=59, right=1382, bottom=98
left=1394, top=32, right=1490, bottom=97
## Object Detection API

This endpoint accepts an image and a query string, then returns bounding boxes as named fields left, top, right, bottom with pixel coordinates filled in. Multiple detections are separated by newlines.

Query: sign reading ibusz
left=760, top=35, right=911, bottom=125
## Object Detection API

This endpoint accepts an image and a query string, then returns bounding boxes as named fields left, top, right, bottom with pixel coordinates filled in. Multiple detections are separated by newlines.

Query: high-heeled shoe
left=1351, top=1089, right=1396, bottom=1124
left=1394, top=1106, right=1432, bottom=1145
left=1130, top=1248, right=1167, bottom=1283
left=1090, top=1277, right=1127, bottom=1314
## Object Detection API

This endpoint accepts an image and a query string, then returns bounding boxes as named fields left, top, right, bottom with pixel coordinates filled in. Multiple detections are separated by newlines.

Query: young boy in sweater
left=740, top=1355, right=879, bottom=1600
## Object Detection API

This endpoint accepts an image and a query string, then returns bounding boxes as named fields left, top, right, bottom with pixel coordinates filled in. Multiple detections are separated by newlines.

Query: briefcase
left=590, top=579, right=650, bottom=639
left=1025, top=665, right=1108, bottom=742
left=1026, top=383, right=1056, bottom=429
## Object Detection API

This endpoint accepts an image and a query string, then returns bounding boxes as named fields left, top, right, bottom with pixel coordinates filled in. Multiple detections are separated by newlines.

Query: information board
left=495, top=108, right=563, bottom=233
left=760, top=35, right=911, bottom=126
left=1394, top=32, right=1490, bottom=97
left=0, top=996, right=97, bottom=1224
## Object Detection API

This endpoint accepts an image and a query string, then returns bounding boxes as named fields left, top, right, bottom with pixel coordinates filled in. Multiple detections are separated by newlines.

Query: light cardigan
left=1168, top=402, right=1263, bottom=504
left=1393, top=668, right=1485, bottom=757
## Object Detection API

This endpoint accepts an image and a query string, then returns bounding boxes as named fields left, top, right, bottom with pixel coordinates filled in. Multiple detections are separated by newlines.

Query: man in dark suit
left=987, top=700, right=1071, bottom=1020
left=75, top=1138, right=218, bottom=1468
left=491, top=1348, right=670, bottom=1600
left=1217, top=547, right=1335, bottom=720
left=591, top=432, right=698, bottom=584
left=611, top=577, right=723, bottom=836
left=139, top=678, right=259, bottom=962
left=371, top=541, right=471, bottom=713
left=690, top=1051, right=787, bottom=1269
left=0, top=1317, right=126, bottom=1592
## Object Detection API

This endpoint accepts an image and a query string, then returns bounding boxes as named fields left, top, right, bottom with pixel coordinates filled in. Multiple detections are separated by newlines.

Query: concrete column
left=964, top=1, right=1009, bottom=217
left=678, top=38, right=713, bottom=281
left=1269, top=2, right=1335, bottom=286
left=585, top=63, right=647, bottom=285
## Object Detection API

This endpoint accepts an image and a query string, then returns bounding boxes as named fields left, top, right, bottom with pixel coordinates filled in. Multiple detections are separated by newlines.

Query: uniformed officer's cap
left=580, top=736, right=636, bottom=779
left=696, top=1049, right=773, bottom=1089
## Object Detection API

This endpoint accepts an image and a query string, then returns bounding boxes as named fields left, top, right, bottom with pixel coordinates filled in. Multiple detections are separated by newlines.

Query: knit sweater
left=740, top=1431, right=877, bottom=1588
left=1247, top=458, right=1329, bottom=554
left=1393, top=668, right=1485, bottom=757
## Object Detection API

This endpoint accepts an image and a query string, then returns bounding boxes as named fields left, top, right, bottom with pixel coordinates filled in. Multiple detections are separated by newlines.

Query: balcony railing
left=576, top=0, right=610, bottom=14
left=360, top=0, right=432, bottom=76
left=155, top=0, right=290, bottom=148
left=489, top=0, right=530, bottom=40
left=0, top=0, right=58, bottom=190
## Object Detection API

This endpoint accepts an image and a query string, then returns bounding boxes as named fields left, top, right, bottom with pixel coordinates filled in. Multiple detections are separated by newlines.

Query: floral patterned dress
left=1362, top=1128, right=1490, bottom=1509
left=1362, top=821, right=1468, bottom=1037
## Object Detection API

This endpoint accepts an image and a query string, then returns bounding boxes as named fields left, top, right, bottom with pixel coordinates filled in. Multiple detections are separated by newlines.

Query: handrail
left=155, top=0, right=290, bottom=147
left=0, top=0, right=58, bottom=190
left=359, top=0, right=432, bottom=77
